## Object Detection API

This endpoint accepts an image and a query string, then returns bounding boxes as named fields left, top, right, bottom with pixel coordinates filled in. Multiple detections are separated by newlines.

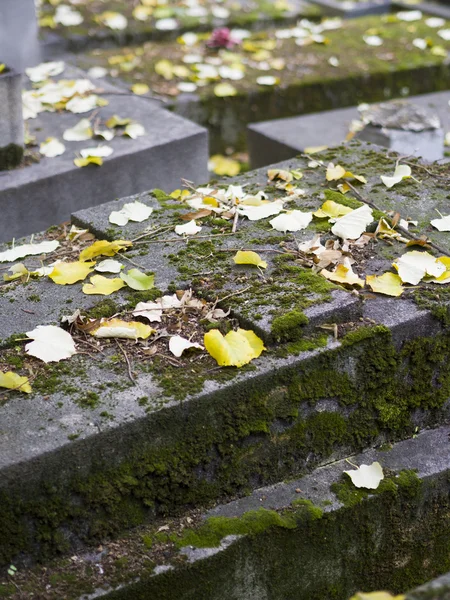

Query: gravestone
left=0, top=64, right=209, bottom=242
left=247, top=90, right=450, bottom=168
left=0, top=0, right=41, bottom=71
left=309, top=0, right=392, bottom=17
left=0, top=67, right=24, bottom=170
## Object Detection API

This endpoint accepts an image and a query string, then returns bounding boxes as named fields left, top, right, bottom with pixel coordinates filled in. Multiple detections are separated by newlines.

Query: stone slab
left=1, top=142, right=450, bottom=566
left=0, top=64, right=208, bottom=242
left=247, top=90, right=450, bottom=168
left=2, top=424, right=450, bottom=598
left=73, top=14, right=450, bottom=152
left=0, top=0, right=41, bottom=71
left=310, top=0, right=391, bottom=17
left=394, top=0, right=450, bottom=19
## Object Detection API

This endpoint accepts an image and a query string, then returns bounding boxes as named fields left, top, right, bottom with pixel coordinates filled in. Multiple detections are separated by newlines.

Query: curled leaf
left=0, top=240, right=59, bottom=263
left=269, top=210, right=313, bottom=232
left=204, top=328, right=265, bottom=367
left=331, top=205, right=373, bottom=240
left=380, top=165, right=411, bottom=188
left=120, top=269, right=155, bottom=291
left=0, top=371, right=32, bottom=394
left=169, top=335, right=204, bottom=357
left=321, top=261, right=364, bottom=288
left=79, top=240, right=132, bottom=262
left=233, top=251, right=267, bottom=269
left=90, top=319, right=154, bottom=340
left=344, top=461, right=384, bottom=490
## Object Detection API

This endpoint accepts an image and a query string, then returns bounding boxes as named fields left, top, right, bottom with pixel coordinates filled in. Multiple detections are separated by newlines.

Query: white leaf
left=80, top=145, right=114, bottom=158
left=175, top=220, right=202, bottom=236
left=25, top=325, right=77, bottom=363
left=237, top=199, right=284, bottom=221
left=380, top=164, right=412, bottom=188
left=426, top=17, right=445, bottom=27
left=63, top=118, right=93, bottom=141
left=177, top=82, right=197, bottom=93
left=66, top=95, right=99, bottom=114
left=0, top=240, right=59, bottom=263
left=103, top=13, right=127, bottom=30
left=169, top=335, right=204, bottom=358
left=54, top=5, right=83, bottom=26
left=331, top=205, right=373, bottom=240
left=40, top=138, right=65, bottom=158
left=438, top=29, right=450, bottom=41
left=124, top=123, right=145, bottom=139
left=133, top=295, right=182, bottom=322
left=94, top=127, right=115, bottom=141
left=61, top=309, right=82, bottom=325
left=363, top=35, right=383, bottom=46
left=95, top=259, right=123, bottom=273
left=393, top=250, right=446, bottom=284
left=397, top=10, right=422, bottom=21
left=109, top=201, right=153, bottom=226
left=344, top=462, right=384, bottom=490
left=256, top=76, right=278, bottom=86
left=430, top=215, right=450, bottom=232
left=269, top=210, right=313, bottom=232
left=25, top=61, right=65, bottom=83
left=87, top=66, right=108, bottom=79
left=155, top=18, right=178, bottom=30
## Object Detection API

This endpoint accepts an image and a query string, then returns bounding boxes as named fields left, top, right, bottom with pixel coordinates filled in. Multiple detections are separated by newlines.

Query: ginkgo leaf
left=393, top=250, right=445, bottom=284
left=120, top=269, right=155, bottom=291
left=98, top=11, right=128, bottom=30
left=208, top=155, right=241, bottom=177
left=0, top=371, right=32, bottom=394
left=49, top=260, right=95, bottom=285
left=233, top=250, right=267, bottom=269
left=133, top=295, right=182, bottom=322
left=326, top=163, right=367, bottom=183
left=321, top=261, right=364, bottom=288
left=426, top=256, right=450, bottom=284
left=109, top=201, right=153, bottom=226
left=269, top=210, right=313, bottom=232
left=74, top=156, right=103, bottom=168
left=430, top=214, right=450, bottom=231
left=380, top=165, right=412, bottom=188
left=26, top=61, right=65, bottom=83
left=131, top=83, right=150, bottom=95
left=214, top=82, right=238, bottom=97
left=105, top=115, right=132, bottom=128
left=26, top=325, right=77, bottom=363
left=344, top=461, right=384, bottom=490
left=0, top=240, right=59, bottom=263
left=3, top=263, right=30, bottom=282
left=267, top=169, right=293, bottom=183
left=313, top=200, right=353, bottom=219
left=82, top=275, right=126, bottom=295
left=169, top=335, right=204, bottom=357
left=366, top=272, right=404, bottom=297
left=79, top=239, right=132, bottom=262
left=237, top=200, right=284, bottom=221
left=40, top=137, right=65, bottom=157
left=95, top=259, right=123, bottom=273
left=124, top=123, right=146, bottom=139
left=63, top=119, right=93, bottom=141
left=350, top=592, right=405, bottom=600
left=66, top=95, right=102, bottom=114
left=80, top=146, right=113, bottom=159
left=90, top=319, right=154, bottom=340
left=204, top=328, right=265, bottom=367
left=331, top=205, right=373, bottom=239
left=175, top=220, right=202, bottom=235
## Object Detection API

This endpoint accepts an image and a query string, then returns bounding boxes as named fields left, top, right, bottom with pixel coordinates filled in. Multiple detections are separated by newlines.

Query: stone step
left=39, top=0, right=322, bottom=54
left=394, top=0, right=450, bottom=19
left=0, top=63, right=208, bottom=242
left=72, top=13, right=450, bottom=153
left=310, top=0, right=392, bottom=18
left=1, top=424, right=450, bottom=598
left=247, top=90, right=450, bottom=168
left=1, top=141, right=450, bottom=568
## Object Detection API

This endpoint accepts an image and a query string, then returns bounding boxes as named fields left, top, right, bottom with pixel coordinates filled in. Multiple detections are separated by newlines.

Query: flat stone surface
left=310, top=0, right=391, bottom=17
left=0, top=64, right=208, bottom=242
left=247, top=90, right=450, bottom=168
left=73, top=14, right=450, bottom=152
left=1, top=142, right=450, bottom=567
left=394, top=0, right=450, bottom=19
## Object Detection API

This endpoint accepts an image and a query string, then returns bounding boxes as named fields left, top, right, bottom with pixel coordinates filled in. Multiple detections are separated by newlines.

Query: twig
left=131, top=225, right=174, bottom=243
left=216, top=285, right=252, bottom=304
left=117, top=341, right=135, bottom=384
left=232, top=210, right=239, bottom=233
left=133, top=232, right=236, bottom=245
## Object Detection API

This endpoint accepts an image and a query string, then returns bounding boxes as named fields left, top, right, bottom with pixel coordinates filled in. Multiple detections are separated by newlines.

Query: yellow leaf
left=208, top=155, right=241, bottom=177
left=204, top=328, right=265, bottom=367
left=350, top=593, right=405, bottom=600
left=214, top=83, right=238, bottom=97
left=426, top=256, right=450, bottom=284
left=0, top=371, right=32, bottom=394
left=74, top=156, right=103, bottom=168
left=105, top=115, right=132, bottom=128
left=326, top=163, right=367, bottom=183
left=366, top=272, right=404, bottom=297
left=3, top=263, right=30, bottom=282
left=49, top=261, right=95, bottom=285
left=82, top=275, right=126, bottom=295
left=267, top=169, right=293, bottom=183
left=90, top=318, right=154, bottom=339
left=304, top=145, right=328, bottom=154
left=79, top=239, right=132, bottom=262
left=170, top=189, right=191, bottom=200
left=131, top=83, right=150, bottom=95
left=313, top=200, right=353, bottom=219
left=233, top=251, right=267, bottom=269
left=320, top=263, right=364, bottom=288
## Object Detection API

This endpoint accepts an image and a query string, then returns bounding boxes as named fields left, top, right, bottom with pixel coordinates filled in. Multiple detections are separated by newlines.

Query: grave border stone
left=0, top=67, right=24, bottom=170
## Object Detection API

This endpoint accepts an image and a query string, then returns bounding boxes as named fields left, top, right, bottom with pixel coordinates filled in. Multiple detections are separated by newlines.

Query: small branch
left=117, top=341, right=136, bottom=384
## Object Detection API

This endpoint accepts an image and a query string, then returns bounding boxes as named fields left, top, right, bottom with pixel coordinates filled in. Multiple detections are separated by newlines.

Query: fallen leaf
left=344, top=461, right=384, bottom=490
left=26, top=325, right=77, bottom=363
left=350, top=592, right=405, bottom=600
left=313, top=200, right=353, bottom=219
left=63, top=119, right=93, bottom=142
left=214, top=82, right=238, bottom=97
left=25, top=61, right=65, bottom=83
left=267, top=168, right=293, bottom=183
left=169, top=335, right=204, bottom=357
left=175, top=220, right=202, bottom=235
left=105, top=115, right=132, bottom=128
left=0, top=372, right=32, bottom=394
left=0, top=240, right=59, bottom=263
left=49, top=261, right=95, bottom=285
left=120, top=268, right=155, bottom=291
left=321, top=260, right=364, bottom=288
left=380, top=165, right=412, bottom=188
left=393, top=250, right=445, bottom=284
left=269, top=210, right=313, bottom=232
left=40, top=137, right=65, bottom=158
left=79, top=239, right=132, bottom=262
left=204, top=328, right=265, bottom=367
left=80, top=145, right=113, bottom=159
left=424, top=256, right=450, bottom=284
left=90, top=318, right=154, bottom=340
left=430, top=214, right=450, bottom=232
left=366, top=272, right=404, bottom=297
left=233, top=250, right=267, bottom=269
left=109, top=201, right=153, bottom=226
left=95, top=259, right=123, bottom=273
left=133, top=294, right=182, bottom=322
left=98, top=11, right=127, bottom=30
left=326, top=163, right=367, bottom=183
left=82, top=275, right=126, bottom=295
left=208, top=155, right=241, bottom=176
left=74, top=156, right=103, bottom=168
left=237, top=199, right=284, bottom=221
left=331, top=205, right=373, bottom=239
left=124, top=123, right=146, bottom=139
left=131, top=83, right=150, bottom=95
